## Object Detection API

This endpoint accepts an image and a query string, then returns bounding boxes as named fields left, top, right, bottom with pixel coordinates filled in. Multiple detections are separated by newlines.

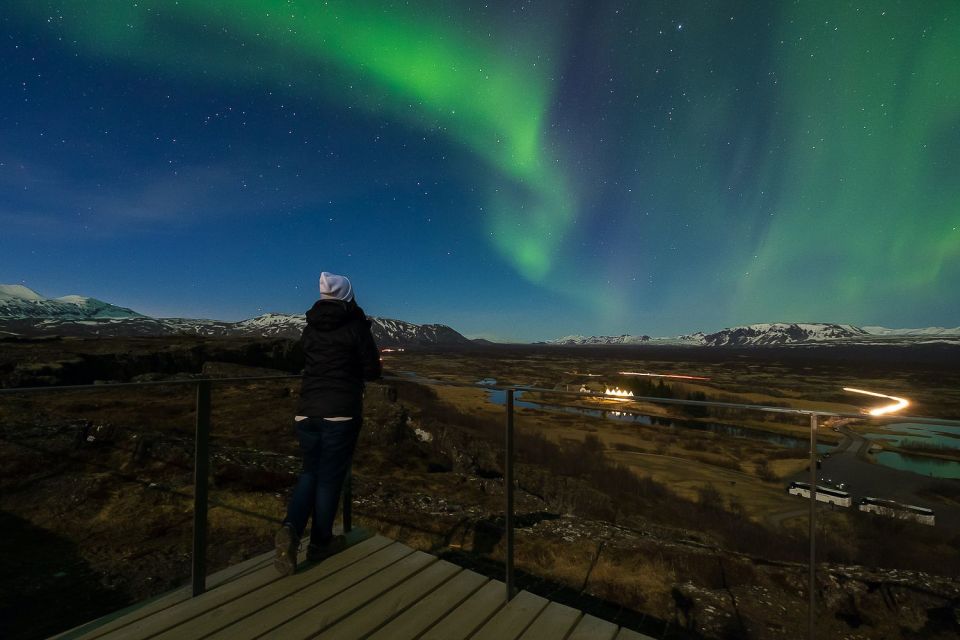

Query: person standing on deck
left=275, top=272, right=382, bottom=575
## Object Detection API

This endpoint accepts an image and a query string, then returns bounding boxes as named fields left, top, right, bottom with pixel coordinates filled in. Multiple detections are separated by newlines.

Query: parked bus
left=787, top=481, right=852, bottom=507
left=858, top=497, right=935, bottom=526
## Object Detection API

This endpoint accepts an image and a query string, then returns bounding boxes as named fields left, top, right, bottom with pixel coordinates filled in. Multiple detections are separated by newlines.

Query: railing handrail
left=0, top=375, right=301, bottom=394
left=3, top=374, right=958, bottom=426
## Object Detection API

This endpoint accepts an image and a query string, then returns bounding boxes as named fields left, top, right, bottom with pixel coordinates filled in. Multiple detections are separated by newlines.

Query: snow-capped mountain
left=185, top=313, right=471, bottom=346
left=697, top=323, right=867, bottom=346
left=0, top=285, right=470, bottom=347
left=545, top=333, right=701, bottom=346
left=862, top=326, right=960, bottom=337
left=234, top=313, right=305, bottom=338
left=371, top=318, right=471, bottom=347
left=549, top=334, right=652, bottom=345
left=547, top=323, right=960, bottom=347
left=0, top=285, right=144, bottom=320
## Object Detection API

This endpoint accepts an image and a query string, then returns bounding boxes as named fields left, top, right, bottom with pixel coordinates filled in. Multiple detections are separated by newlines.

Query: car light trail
left=618, top=371, right=711, bottom=381
left=843, top=387, right=910, bottom=416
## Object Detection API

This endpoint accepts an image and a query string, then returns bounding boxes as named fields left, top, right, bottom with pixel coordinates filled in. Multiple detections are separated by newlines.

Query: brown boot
left=274, top=524, right=299, bottom=576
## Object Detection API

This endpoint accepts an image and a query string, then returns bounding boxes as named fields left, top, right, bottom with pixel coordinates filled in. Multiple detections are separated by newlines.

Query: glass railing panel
left=5, top=374, right=958, bottom=640
left=0, top=384, right=195, bottom=639
left=380, top=379, right=511, bottom=581
left=204, top=378, right=300, bottom=573
left=508, top=390, right=659, bottom=631
left=815, top=415, right=960, bottom=638
left=507, top=388, right=823, bottom=637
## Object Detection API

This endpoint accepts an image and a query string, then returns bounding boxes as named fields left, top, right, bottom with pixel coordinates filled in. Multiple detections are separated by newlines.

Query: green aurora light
left=6, top=0, right=959, bottom=332
left=733, top=2, right=960, bottom=319
left=37, top=0, right=573, bottom=283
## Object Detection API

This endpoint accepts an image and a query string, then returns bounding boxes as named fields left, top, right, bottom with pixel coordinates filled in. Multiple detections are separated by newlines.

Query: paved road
left=774, top=420, right=960, bottom=529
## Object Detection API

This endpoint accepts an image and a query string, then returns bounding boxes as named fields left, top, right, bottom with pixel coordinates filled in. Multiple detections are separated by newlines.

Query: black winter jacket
left=297, top=299, right=382, bottom=417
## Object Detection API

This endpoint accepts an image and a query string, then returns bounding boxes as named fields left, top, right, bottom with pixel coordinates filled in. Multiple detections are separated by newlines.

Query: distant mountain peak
left=0, top=284, right=45, bottom=301
left=547, top=334, right=651, bottom=346
left=862, top=325, right=960, bottom=337
left=0, top=284, right=144, bottom=321
left=547, top=322, right=960, bottom=347
left=697, top=322, right=867, bottom=346
left=0, top=283, right=470, bottom=347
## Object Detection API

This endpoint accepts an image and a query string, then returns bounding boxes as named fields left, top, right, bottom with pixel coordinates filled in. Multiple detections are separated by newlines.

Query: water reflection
left=485, top=389, right=831, bottom=453
left=872, top=451, right=960, bottom=479
left=856, top=423, right=960, bottom=479
left=864, top=422, right=960, bottom=450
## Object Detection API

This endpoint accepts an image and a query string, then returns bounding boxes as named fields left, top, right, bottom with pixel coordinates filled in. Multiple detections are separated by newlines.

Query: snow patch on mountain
left=698, top=323, right=867, bottom=346
left=0, top=285, right=144, bottom=320
left=546, top=323, right=960, bottom=347
left=548, top=334, right=651, bottom=345
left=862, top=326, right=960, bottom=337
left=371, top=317, right=471, bottom=347
left=0, top=284, right=470, bottom=346
left=0, top=284, right=45, bottom=301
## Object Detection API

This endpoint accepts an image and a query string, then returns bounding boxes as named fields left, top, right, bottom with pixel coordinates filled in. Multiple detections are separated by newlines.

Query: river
left=473, top=380, right=960, bottom=480
left=863, top=423, right=960, bottom=479
left=484, top=388, right=831, bottom=453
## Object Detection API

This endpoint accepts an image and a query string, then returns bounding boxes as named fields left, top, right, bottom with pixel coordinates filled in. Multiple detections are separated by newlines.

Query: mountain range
left=3, top=284, right=957, bottom=347
left=548, top=322, right=960, bottom=347
left=0, top=284, right=470, bottom=347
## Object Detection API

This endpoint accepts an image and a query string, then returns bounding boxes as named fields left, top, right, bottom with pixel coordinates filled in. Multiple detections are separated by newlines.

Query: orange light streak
left=843, top=387, right=910, bottom=416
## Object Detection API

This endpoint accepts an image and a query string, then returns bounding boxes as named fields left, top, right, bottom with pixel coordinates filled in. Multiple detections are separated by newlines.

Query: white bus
left=787, top=482, right=852, bottom=507
left=858, top=497, right=935, bottom=526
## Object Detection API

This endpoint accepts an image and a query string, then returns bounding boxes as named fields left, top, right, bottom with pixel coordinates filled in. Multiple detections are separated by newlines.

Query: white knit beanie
left=319, top=272, right=354, bottom=302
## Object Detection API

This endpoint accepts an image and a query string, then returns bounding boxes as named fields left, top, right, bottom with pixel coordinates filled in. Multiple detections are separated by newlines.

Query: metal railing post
left=505, top=388, right=515, bottom=602
left=342, top=469, right=353, bottom=534
left=192, top=380, right=211, bottom=597
left=808, top=413, right=818, bottom=640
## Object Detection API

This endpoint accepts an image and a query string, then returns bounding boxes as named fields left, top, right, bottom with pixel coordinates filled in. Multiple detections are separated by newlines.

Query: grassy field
left=384, top=344, right=960, bottom=524
left=4, top=338, right=960, bottom=639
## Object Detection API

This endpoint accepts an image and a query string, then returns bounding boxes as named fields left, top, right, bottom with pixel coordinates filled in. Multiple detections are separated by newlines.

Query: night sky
left=2, top=1, right=958, bottom=341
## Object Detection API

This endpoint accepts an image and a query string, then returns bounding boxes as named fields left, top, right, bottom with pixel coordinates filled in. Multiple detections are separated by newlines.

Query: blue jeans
left=282, top=416, right=361, bottom=546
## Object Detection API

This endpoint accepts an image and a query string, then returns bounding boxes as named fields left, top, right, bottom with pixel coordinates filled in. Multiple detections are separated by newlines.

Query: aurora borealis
left=1, top=1, right=958, bottom=340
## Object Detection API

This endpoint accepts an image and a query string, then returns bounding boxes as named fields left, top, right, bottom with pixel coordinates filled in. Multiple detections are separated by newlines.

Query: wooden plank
left=518, top=601, right=582, bottom=640
left=55, top=527, right=372, bottom=640
left=470, top=590, right=549, bottom=640
left=205, top=542, right=414, bottom=640
left=57, top=589, right=193, bottom=640
left=148, top=535, right=394, bottom=640
left=615, top=627, right=657, bottom=640
left=314, top=560, right=461, bottom=640
left=567, top=614, right=619, bottom=640
left=261, top=550, right=437, bottom=640
left=96, top=558, right=291, bottom=640
left=366, top=570, right=488, bottom=640
left=57, top=550, right=276, bottom=640
left=420, top=579, right=506, bottom=640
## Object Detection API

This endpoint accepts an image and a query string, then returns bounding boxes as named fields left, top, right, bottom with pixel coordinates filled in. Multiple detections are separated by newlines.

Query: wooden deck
left=51, top=531, right=653, bottom=640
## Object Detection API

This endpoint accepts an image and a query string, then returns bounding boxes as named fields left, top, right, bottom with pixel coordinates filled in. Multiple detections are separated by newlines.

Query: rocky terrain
left=0, top=335, right=304, bottom=388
